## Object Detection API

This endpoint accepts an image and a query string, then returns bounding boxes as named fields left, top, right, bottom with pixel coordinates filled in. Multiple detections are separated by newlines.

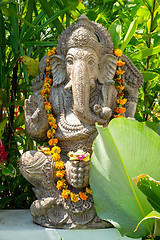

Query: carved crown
left=56, top=14, right=113, bottom=57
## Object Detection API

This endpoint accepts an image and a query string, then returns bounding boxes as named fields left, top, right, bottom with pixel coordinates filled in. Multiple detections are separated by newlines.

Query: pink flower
left=77, top=153, right=89, bottom=161
left=0, top=140, right=8, bottom=164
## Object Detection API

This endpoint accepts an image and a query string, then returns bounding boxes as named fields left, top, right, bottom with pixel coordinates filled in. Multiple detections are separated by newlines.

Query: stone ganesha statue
left=20, top=14, right=143, bottom=229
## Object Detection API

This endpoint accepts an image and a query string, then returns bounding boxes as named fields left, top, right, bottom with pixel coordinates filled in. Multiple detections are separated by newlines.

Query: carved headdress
left=56, top=14, right=113, bottom=57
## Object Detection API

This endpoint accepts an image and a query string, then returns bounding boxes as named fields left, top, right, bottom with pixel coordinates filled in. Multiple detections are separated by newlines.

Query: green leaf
left=23, top=41, right=57, bottom=46
left=129, top=45, right=160, bottom=59
left=121, top=18, right=137, bottom=51
left=141, top=71, right=159, bottom=81
left=23, top=8, right=67, bottom=41
left=39, top=0, right=64, bottom=34
left=108, top=19, right=122, bottom=48
left=135, top=210, right=160, bottom=232
left=143, top=121, right=160, bottom=134
left=0, top=197, right=12, bottom=209
left=90, top=118, right=160, bottom=238
left=2, top=164, right=16, bottom=177
left=0, top=118, right=7, bottom=139
left=0, top=183, right=8, bottom=191
left=22, top=55, right=40, bottom=77
left=13, top=112, right=25, bottom=130
left=133, top=174, right=160, bottom=213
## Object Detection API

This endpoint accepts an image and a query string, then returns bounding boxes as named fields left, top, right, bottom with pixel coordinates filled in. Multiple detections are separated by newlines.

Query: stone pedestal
left=0, top=210, right=142, bottom=240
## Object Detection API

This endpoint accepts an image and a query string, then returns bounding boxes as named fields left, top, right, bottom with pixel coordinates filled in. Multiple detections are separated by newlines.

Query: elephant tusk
left=64, top=80, right=72, bottom=91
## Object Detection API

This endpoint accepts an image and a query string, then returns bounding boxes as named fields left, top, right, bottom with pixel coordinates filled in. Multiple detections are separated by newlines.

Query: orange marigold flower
left=51, top=146, right=61, bottom=154
left=117, top=60, right=125, bottom=67
left=47, top=130, right=52, bottom=139
left=114, top=107, right=126, bottom=114
left=116, top=70, right=125, bottom=75
left=56, top=180, right=66, bottom=190
left=62, top=189, right=70, bottom=199
left=115, top=78, right=124, bottom=83
left=48, top=49, right=56, bottom=57
left=114, top=49, right=122, bottom=57
left=117, top=92, right=124, bottom=97
left=45, top=77, right=52, bottom=85
left=46, top=66, right=51, bottom=72
left=48, top=138, right=58, bottom=146
left=41, top=88, right=50, bottom=96
left=55, top=161, right=65, bottom=170
left=79, top=192, right=88, bottom=200
left=71, top=192, right=78, bottom=202
left=116, top=98, right=127, bottom=105
left=115, top=85, right=125, bottom=91
left=48, top=115, right=56, bottom=123
left=49, top=122, right=57, bottom=129
left=86, top=187, right=92, bottom=195
left=56, top=170, right=66, bottom=178
left=114, top=115, right=124, bottom=118
left=52, top=153, right=60, bottom=161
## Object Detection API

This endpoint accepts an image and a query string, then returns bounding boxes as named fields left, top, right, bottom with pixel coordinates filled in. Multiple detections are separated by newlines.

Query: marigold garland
left=113, top=49, right=127, bottom=118
left=40, top=47, right=92, bottom=203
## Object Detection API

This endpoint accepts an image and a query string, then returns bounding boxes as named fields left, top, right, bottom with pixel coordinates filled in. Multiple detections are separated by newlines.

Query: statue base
left=0, top=210, right=142, bottom=240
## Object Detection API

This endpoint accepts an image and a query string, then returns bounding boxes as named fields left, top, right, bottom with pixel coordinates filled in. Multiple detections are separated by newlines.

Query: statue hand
left=25, top=94, right=49, bottom=141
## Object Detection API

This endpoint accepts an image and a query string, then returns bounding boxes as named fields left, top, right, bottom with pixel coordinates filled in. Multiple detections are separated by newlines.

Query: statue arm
left=25, top=93, right=49, bottom=142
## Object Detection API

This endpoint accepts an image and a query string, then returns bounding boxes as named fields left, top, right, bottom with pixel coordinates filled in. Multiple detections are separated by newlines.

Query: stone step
left=0, top=210, right=141, bottom=240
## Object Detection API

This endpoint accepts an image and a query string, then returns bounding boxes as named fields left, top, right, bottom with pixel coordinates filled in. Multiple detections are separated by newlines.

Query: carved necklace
left=41, top=48, right=92, bottom=203
left=113, top=49, right=127, bottom=118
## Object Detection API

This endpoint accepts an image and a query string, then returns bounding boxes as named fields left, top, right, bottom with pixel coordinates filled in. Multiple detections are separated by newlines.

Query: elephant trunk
left=72, top=61, right=106, bottom=125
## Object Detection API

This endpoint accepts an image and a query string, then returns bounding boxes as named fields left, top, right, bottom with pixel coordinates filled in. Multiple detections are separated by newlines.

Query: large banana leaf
left=90, top=118, right=160, bottom=238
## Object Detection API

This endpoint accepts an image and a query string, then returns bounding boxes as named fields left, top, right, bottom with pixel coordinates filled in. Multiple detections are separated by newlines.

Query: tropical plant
left=90, top=118, right=160, bottom=239
left=133, top=174, right=160, bottom=238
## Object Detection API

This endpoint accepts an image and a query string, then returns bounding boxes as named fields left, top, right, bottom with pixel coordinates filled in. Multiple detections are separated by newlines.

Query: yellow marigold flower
left=62, top=189, right=70, bottom=199
left=115, top=85, right=125, bottom=91
left=48, top=138, right=58, bottom=146
left=55, top=161, right=65, bottom=170
left=79, top=192, right=88, bottom=200
left=56, top=170, right=66, bottom=178
left=46, top=58, right=50, bottom=65
left=114, top=107, right=126, bottom=114
left=45, top=77, right=52, bottom=85
left=71, top=192, right=78, bottom=202
left=56, top=180, right=66, bottom=190
left=114, top=115, right=124, bottom=118
left=114, top=49, right=122, bottom=57
left=52, top=153, right=60, bottom=161
left=115, top=78, right=124, bottom=83
left=47, top=130, right=52, bottom=139
left=43, top=83, right=51, bottom=89
left=41, top=88, right=50, bottom=95
left=86, top=187, right=92, bottom=195
left=117, top=60, right=125, bottom=67
left=45, top=104, right=52, bottom=112
left=116, top=70, right=125, bottom=75
left=116, top=98, right=127, bottom=105
left=51, top=146, right=61, bottom=154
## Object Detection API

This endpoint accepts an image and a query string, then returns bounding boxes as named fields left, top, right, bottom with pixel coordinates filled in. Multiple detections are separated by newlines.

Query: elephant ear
left=121, top=54, right=144, bottom=89
left=98, top=54, right=117, bottom=83
left=50, top=55, right=66, bottom=87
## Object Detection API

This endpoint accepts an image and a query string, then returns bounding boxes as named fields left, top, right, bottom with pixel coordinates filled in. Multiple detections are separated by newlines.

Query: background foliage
left=0, top=0, right=159, bottom=209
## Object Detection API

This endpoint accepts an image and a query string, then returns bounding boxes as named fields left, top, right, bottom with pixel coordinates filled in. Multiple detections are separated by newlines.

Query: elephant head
left=38, top=14, right=143, bottom=126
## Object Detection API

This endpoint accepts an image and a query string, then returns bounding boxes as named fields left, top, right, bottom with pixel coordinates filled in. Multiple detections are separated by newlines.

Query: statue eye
left=88, top=59, right=95, bottom=66
left=67, top=59, right=73, bottom=65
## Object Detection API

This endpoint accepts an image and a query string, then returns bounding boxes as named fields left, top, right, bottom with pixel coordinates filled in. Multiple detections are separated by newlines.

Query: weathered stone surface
left=20, top=14, right=144, bottom=229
